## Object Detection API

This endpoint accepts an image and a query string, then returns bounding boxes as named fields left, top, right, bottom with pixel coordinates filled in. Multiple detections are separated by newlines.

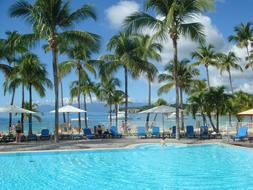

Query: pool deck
left=0, top=137, right=248, bottom=153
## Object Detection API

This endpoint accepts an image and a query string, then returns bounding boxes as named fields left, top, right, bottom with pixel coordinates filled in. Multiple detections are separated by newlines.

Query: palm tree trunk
left=83, top=94, right=88, bottom=128
left=124, top=66, right=128, bottom=133
left=28, top=82, right=32, bottom=136
left=109, top=103, right=112, bottom=127
left=115, top=104, right=118, bottom=129
left=51, top=42, right=59, bottom=143
left=205, top=65, right=210, bottom=88
left=180, top=87, right=184, bottom=130
left=145, top=79, right=151, bottom=131
left=21, top=82, right=25, bottom=133
left=201, top=111, right=207, bottom=126
left=9, top=88, right=15, bottom=130
left=216, top=110, right=219, bottom=133
left=77, top=64, right=81, bottom=132
left=228, top=69, right=233, bottom=94
left=60, top=79, right=66, bottom=123
left=207, top=113, right=216, bottom=131
left=172, top=38, right=180, bottom=140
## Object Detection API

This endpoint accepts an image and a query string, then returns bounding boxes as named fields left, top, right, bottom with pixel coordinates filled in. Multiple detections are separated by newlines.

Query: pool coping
left=0, top=142, right=251, bottom=155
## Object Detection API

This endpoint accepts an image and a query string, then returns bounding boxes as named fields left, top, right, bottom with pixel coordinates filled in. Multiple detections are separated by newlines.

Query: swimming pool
left=0, top=144, right=253, bottom=190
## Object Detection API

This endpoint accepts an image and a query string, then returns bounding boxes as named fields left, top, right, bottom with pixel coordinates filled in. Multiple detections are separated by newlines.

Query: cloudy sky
left=0, top=0, right=252, bottom=106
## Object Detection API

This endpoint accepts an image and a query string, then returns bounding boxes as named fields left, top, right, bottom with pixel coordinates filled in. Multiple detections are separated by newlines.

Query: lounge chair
left=83, top=128, right=95, bottom=139
left=40, top=129, right=50, bottom=140
left=151, top=127, right=160, bottom=138
left=27, top=134, right=38, bottom=141
left=171, top=126, right=176, bottom=138
left=233, top=127, right=248, bottom=141
left=110, top=126, right=122, bottom=138
left=186, top=125, right=195, bottom=138
left=200, top=125, right=209, bottom=139
left=137, top=126, right=146, bottom=138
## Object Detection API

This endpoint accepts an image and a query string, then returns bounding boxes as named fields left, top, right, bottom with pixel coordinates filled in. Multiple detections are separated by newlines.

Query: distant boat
left=108, top=111, right=126, bottom=120
left=167, top=112, right=188, bottom=119
left=71, top=117, right=88, bottom=121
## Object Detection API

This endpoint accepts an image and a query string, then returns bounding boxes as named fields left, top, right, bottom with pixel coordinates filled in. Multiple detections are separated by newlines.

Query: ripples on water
left=0, top=144, right=253, bottom=190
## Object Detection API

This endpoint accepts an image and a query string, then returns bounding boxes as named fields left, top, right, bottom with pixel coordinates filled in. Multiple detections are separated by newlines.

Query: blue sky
left=0, top=0, right=252, bottom=106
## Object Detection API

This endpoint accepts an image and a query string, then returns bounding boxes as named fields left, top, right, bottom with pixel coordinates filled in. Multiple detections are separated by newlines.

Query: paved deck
left=0, top=137, right=230, bottom=153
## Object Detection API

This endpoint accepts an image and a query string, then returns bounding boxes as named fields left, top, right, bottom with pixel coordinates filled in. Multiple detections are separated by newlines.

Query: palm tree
left=97, top=77, right=121, bottom=127
left=135, top=34, right=161, bottom=130
left=60, top=42, right=99, bottom=131
left=0, top=31, right=27, bottom=128
left=101, top=32, right=145, bottom=132
left=228, top=22, right=253, bottom=65
left=124, top=0, right=213, bottom=139
left=158, top=59, right=199, bottom=129
left=9, top=0, right=100, bottom=142
left=22, top=102, right=42, bottom=124
left=218, top=52, right=242, bottom=93
left=14, top=53, right=52, bottom=135
left=58, top=61, right=72, bottom=123
left=70, top=73, right=96, bottom=128
left=192, top=44, right=217, bottom=88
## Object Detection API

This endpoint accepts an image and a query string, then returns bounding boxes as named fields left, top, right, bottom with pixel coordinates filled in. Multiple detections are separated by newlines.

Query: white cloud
left=105, top=1, right=140, bottom=28
left=160, top=14, right=226, bottom=64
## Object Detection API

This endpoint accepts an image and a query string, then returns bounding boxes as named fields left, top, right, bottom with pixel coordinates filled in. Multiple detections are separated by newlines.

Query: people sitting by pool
left=97, top=125, right=103, bottom=138
left=160, top=136, right=167, bottom=146
left=103, top=129, right=110, bottom=139
left=15, top=120, right=22, bottom=143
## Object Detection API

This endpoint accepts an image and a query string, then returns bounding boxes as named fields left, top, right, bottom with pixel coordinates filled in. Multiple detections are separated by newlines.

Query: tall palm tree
left=228, top=22, right=253, bottom=66
left=135, top=34, right=161, bottom=130
left=0, top=31, right=27, bottom=128
left=97, top=77, right=121, bottom=127
left=60, top=41, right=99, bottom=131
left=58, top=61, right=72, bottom=123
left=9, top=0, right=100, bottom=142
left=158, top=59, right=199, bottom=129
left=124, top=0, right=213, bottom=139
left=192, top=44, right=217, bottom=88
left=101, top=32, right=145, bottom=132
left=70, top=73, right=96, bottom=128
left=218, top=52, right=242, bottom=93
left=14, top=53, right=52, bottom=135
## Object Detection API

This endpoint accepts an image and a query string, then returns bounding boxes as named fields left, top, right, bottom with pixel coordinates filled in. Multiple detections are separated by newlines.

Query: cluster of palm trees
left=0, top=0, right=252, bottom=142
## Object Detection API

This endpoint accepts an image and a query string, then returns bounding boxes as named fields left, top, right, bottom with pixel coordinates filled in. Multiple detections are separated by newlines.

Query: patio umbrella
left=0, top=105, right=35, bottom=133
left=50, top=105, right=86, bottom=133
left=0, top=105, right=35, bottom=114
left=139, top=105, right=179, bottom=136
left=238, top=108, right=253, bottom=122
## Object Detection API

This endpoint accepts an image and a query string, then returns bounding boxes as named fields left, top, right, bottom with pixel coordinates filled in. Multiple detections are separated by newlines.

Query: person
left=160, top=136, right=167, bottom=146
left=121, top=121, right=125, bottom=132
left=15, top=120, right=22, bottom=143
left=103, top=129, right=110, bottom=139
left=97, top=125, right=103, bottom=138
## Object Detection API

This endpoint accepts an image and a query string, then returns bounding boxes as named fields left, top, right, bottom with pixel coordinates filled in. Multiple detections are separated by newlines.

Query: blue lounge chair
left=233, top=127, right=248, bottom=141
left=151, top=127, right=160, bottom=138
left=40, top=129, right=50, bottom=140
left=83, top=128, right=95, bottom=139
left=200, top=125, right=209, bottom=139
left=110, top=126, right=122, bottom=138
left=171, top=126, right=176, bottom=138
left=137, top=127, right=146, bottom=138
left=186, top=125, right=195, bottom=138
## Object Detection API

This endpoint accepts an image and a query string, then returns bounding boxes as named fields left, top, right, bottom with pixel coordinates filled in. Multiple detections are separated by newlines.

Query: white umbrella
left=0, top=105, right=35, bottom=114
left=0, top=105, right=35, bottom=133
left=50, top=105, right=86, bottom=113
left=140, top=105, right=180, bottom=136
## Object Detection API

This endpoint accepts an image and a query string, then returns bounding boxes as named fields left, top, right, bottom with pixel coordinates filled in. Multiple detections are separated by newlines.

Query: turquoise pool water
left=1, top=144, right=253, bottom=190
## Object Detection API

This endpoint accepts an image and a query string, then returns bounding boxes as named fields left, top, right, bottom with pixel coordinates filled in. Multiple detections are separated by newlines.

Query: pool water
left=1, top=144, right=253, bottom=190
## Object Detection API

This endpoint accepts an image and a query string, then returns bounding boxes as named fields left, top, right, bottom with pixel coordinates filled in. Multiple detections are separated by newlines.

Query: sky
left=0, top=0, right=252, bottom=106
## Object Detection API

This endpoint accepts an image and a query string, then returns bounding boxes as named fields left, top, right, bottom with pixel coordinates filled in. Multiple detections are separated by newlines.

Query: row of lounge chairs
left=136, top=125, right=218, bottom=139
left=83, top=126, right=122, bottom=139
